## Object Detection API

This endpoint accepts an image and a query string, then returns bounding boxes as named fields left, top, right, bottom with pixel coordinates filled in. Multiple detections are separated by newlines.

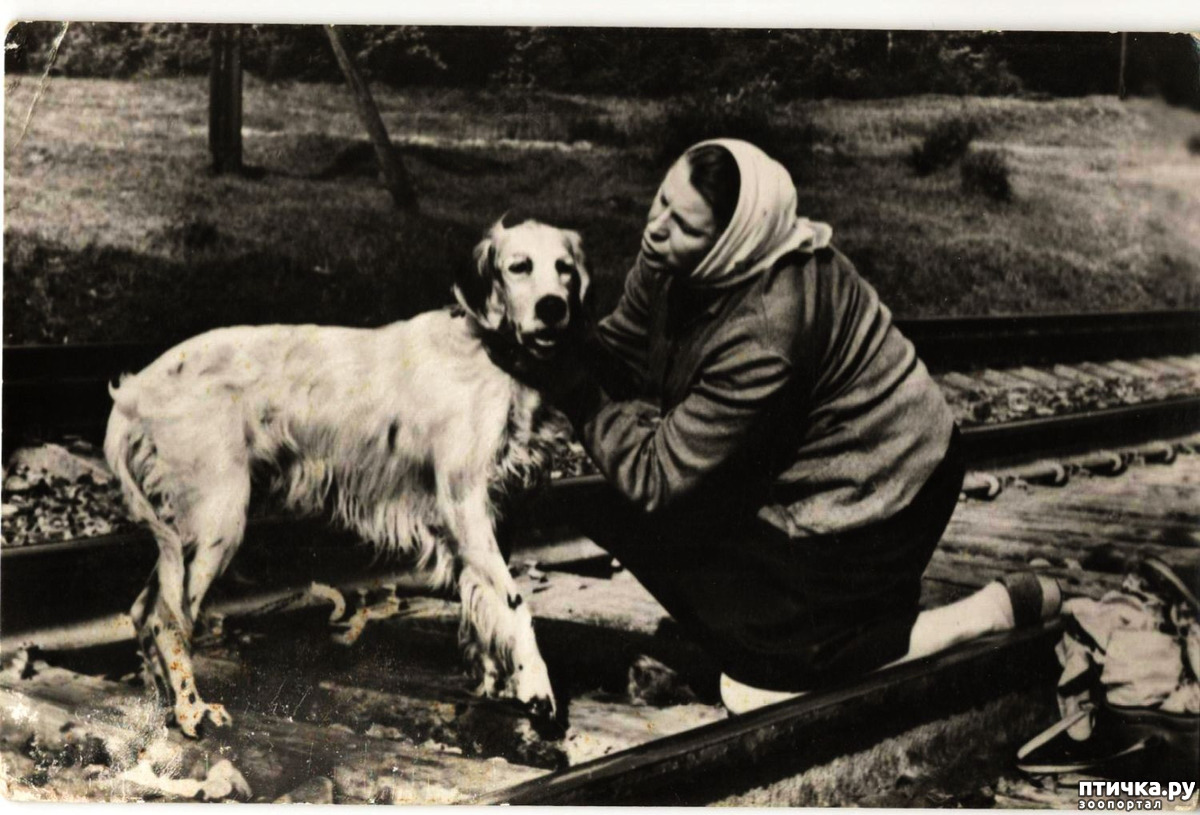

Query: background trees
left=6, top=25, right=1198, bottom=108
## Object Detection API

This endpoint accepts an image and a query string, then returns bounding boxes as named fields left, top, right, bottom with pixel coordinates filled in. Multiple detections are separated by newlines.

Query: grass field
left=4, top=75, right=1200, bottom=345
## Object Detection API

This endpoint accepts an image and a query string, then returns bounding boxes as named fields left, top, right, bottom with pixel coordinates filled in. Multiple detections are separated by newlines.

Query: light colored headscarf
left=678, top=138, right=833, bottom=290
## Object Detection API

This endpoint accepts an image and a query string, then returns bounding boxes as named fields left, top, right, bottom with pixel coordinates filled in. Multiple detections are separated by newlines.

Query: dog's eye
left=508, top=259, right=533, bottom=275
left=555, top=259, right=576, bottom=275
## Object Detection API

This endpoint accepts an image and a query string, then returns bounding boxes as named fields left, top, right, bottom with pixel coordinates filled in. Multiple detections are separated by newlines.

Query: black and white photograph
left=1, top=9, right=1199, bottom=806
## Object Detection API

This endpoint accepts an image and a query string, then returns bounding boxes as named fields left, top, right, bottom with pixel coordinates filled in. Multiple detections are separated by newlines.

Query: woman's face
left=641, top=159, right=720, bottom=276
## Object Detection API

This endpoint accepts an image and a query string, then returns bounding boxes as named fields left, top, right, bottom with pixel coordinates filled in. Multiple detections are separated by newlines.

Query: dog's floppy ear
left=455, top=217, right=507, bottom=330
left=562, top=228, right=592, bottom=311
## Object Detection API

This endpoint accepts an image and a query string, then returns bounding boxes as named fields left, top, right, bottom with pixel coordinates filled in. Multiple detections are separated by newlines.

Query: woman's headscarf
left=676, top=138, right=833, bottom=290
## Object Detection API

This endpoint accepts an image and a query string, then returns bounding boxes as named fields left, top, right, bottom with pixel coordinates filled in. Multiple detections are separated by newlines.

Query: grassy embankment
left=4, top=75, right=1200, bottom=345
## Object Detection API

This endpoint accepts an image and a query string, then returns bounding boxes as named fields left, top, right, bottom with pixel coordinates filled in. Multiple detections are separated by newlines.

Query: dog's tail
left=104, top=377, right=180, bottom=550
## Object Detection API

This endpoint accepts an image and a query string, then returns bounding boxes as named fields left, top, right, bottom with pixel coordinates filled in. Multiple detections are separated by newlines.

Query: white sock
left=719, top=673, right=805, bottom=715
left=905, top=581, right=1015, bottom=663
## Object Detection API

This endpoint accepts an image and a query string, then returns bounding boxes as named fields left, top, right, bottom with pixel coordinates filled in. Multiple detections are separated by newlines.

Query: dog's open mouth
left=522, top=330, right=564, bottom=357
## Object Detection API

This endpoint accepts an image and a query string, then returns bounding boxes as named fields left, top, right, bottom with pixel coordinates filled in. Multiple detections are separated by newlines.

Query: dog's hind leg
left=448, top=487, right=556, bottom=723
left=184, top=486, right=249, bottom=625
left=135, top=524, right=196, bottom=729
left=140, top=470, right=250, bottom=739
left=131, top=568, right=172, bottom=703
left=182, top=474, right=251, bottom=736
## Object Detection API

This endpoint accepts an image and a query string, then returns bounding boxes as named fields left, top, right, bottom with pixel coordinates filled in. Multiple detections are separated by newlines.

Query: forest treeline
left=6, top=24, right=1199, bottom=106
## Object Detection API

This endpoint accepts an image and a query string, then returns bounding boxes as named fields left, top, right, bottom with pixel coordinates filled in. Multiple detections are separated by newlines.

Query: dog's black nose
left=535, top=296, right=568, bottom=327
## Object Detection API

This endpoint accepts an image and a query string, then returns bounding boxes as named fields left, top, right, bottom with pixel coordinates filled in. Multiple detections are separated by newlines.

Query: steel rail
left=897, top=309, right=1199, bottom=371
left=6, top=310, right=1197, bottom=380
left=4, top=310, right=1198, bottom=441
left=477, top=621, right=1064, bottom=805
left=957, top=395, right=1200, bottom=466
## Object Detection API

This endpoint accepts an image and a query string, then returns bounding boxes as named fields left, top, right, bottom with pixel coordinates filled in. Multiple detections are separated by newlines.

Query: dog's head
left=455, top=218, right=591, bottom=359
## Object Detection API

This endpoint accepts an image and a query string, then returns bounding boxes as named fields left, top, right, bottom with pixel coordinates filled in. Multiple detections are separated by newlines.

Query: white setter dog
left=104, top=219, right=589, bottom=737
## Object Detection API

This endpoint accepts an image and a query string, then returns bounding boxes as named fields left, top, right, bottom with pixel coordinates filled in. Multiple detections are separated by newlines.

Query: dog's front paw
left=509, top=660, right=558, bottom=725
left=175, top=698, right=233, bottom=739
left=520, top=691, right=565, bottom=741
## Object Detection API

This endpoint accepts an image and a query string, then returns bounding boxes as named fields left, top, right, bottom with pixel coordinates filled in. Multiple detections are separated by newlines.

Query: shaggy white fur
left=104, top=219, right=589, bottom=737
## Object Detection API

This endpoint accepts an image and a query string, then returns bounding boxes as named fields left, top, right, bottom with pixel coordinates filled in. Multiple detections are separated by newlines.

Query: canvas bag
left=1017, top=558, right=1199, bottom=779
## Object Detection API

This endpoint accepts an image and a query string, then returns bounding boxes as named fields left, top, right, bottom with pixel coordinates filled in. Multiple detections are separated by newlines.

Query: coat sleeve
left=592, top=262, right=654, bottom=392
left=563, top=333, right=793, bottom=516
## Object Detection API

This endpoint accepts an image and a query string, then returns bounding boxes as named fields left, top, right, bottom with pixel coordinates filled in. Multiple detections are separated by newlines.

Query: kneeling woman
left=552, top=139, right=1059, bottom=712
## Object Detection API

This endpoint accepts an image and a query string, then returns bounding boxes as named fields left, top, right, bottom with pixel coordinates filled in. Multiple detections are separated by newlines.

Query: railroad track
left=4, top=309, right=1199, bottom=444
left=2, top=311, right=1199, bottom=803
left=3, top=415, right=1197, bottom=640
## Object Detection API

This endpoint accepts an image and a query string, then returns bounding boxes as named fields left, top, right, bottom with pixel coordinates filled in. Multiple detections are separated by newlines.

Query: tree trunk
left=1117, top=32, right=1129, bottom=100
left=209, top=25, right=243, bottom=174
left=324, top=25, right=418, bottom=212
